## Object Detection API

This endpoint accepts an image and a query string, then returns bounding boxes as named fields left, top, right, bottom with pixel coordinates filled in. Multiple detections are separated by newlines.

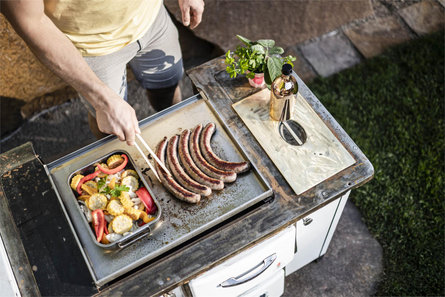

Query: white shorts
left=80, top=5, right=183, bottom=115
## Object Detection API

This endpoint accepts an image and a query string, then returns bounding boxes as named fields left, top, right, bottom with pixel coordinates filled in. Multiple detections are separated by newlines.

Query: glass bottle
left=269, top=64, right=298, bottom=121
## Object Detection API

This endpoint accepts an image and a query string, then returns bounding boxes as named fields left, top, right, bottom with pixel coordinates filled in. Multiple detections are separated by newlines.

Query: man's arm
left=2, top=0, right=140, bottom=145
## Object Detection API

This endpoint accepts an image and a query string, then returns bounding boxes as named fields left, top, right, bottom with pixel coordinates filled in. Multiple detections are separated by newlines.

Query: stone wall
left=165, top=0, right=373, bottom=51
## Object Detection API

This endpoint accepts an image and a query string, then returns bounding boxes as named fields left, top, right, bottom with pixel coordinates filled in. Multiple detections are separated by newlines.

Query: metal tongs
left=133, top=134, right=171, bottom=182
left=279, top=98, right=304, bottom=146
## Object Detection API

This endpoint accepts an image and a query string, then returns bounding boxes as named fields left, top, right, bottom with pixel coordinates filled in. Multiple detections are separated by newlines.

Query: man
left=3, top=0, right=204, bottom=145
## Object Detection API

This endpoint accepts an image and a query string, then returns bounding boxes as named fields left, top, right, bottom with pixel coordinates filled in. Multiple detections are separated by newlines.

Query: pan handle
left=118, top=227, right=151, bottom=249
left=218, top=253, right=277, bottom=288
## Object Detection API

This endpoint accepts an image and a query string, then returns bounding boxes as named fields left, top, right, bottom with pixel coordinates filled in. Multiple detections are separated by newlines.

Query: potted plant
left=224, top=35, right=296, bottom=88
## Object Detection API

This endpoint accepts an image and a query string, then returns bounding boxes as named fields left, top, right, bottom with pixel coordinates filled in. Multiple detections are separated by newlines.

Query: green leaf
left=246, top=71, right=255, bottom=79
left=100, top=186, right=111, bottom=195
left=97, top=178, right=106, bottom=191
left=257, top=39, right=275, bottom=48
left=251, top=44, right=265, bottom=54
left=100, top=184, right=130, bottom=197
left=110, top=185, right=130, bottom=197
left=267, top=56, right=283, bottom=82
left=269, top=46, right=284, bottom=55
left=236, top=35, right=252, bottom=46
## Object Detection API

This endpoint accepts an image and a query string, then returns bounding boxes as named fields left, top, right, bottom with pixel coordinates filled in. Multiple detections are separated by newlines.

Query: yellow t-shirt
left=44, top=0, right=163, bottom=56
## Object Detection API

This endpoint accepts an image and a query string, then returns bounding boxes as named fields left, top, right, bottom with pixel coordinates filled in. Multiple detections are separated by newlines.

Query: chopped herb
left=97, top=178, right=106, bottom=191
left=101, top=185, right=130, bottom=197
left=111, top=185, right=130, bottom=197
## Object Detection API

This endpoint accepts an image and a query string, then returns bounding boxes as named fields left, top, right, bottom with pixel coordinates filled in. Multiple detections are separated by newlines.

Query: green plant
left=225, top=35, right=295, bottom=85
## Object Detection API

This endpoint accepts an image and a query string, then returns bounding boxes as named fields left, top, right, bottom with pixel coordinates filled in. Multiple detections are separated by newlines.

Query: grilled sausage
left=155, top=137, right=200, bottom=203
left=178, top=129, right=224, bottom=190
left=200, top=122, right=251, bottom=174
left=190, top=124, right=237, bottom=183
left=167, top=135, right=212, bottom=196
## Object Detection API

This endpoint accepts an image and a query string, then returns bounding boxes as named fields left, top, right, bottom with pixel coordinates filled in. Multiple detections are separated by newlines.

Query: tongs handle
left=134, top=142, right=161, bottom=182
left=135, top=134, right=172, bottom=177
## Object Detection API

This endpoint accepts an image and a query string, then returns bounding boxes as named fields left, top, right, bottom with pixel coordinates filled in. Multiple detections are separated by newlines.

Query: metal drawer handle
left=218, top=253, right=277, bottom=288
left=303, top=217, right=313, bottom=226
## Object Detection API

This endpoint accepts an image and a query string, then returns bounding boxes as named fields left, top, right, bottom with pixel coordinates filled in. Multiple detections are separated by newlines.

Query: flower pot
left=247, top=72, right=265, bottom=88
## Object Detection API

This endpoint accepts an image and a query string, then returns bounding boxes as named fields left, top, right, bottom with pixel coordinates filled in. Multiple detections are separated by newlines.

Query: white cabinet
left=180, top=191, right=351, bottom=296
left=188, top=225, right=295, bottom=297
left=239, top=268, right=285, bottom=297
left=285, top=191, right=350, bottom=275
left=0, top=234, right=20, bottom=297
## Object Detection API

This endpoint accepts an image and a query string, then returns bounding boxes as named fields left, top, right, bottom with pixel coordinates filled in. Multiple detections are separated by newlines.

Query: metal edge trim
left=45, top=95, right=202, bottom=171
left=0, top=182, right=40, bottom=297
left=43, top=164, right=99, bottom=286
left=0, top=142, right=37, bottom=176
left=138, top=94, right=201, bottom=128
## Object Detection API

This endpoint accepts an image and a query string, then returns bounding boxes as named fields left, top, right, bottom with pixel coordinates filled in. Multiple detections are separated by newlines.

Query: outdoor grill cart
left=0, top=57, right=373, bottom=297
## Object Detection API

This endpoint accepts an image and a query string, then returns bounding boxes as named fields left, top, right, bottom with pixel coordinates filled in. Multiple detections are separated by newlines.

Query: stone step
left=398, top=0, right=445, bottom=35
left=343, top=15, right=414, bottom=59
left=299, top=30, right=362, bottom=78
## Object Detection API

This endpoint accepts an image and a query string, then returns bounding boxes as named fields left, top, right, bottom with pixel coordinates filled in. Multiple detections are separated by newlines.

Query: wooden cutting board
left=232, top=88, right=355, bottom=195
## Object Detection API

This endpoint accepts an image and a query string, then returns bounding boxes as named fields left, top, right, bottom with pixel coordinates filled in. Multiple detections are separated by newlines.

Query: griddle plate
left=46, top=96, right=272, bottom=286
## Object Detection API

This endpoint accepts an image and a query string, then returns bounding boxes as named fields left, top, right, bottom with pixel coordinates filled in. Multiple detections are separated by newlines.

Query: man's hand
left=178, top=0, right=204, bottom=29
left=94, top=87, right=140, bottom=146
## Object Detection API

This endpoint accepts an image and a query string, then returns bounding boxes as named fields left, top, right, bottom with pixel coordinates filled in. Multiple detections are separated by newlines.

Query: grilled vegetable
left=107, top=199, right=125, bottom=216
left=87, top=193, right=108, bottom=211
left=109, top=177, right=117, bottom=189
left=121, top=176, right=139, bottom=192
left=107, top=155, right=124, bottom=168
left=121, top=169, right=139, bottom=179
left=81, top=183, right=97, bottom=196
left=95, top=163, right=109, bottom=178
left=124, top=207, right=143, bottom=221
left=71, top=152, right=158, bottom=246
left=77, top=195, right=90, bottom=201
left=71, top=174, right=84, bottom=190
left=136, top=187, right=157, bottom=215
left=98, top=154, right=129, bottom=174
left=119, top=192, right=134, bottom=209
left=84, top=180, right=97, bottom=190
left=92, top=209, right=106, bottom=242
left=140, top=211, right=155, bottom=224
left=76, top=171, right=100, bottom=195
left=111, top=214, right=133, bottom=234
